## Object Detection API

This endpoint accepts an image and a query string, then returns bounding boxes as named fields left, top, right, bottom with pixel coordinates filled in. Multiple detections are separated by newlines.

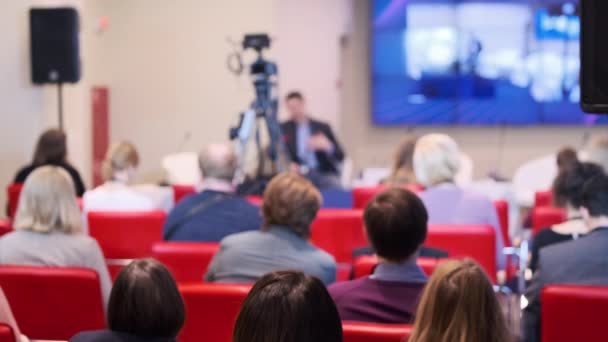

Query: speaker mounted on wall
left=30, top=7, right=81, bottom=84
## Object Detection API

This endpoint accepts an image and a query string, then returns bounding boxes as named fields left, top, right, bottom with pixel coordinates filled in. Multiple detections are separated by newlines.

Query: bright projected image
left=371, top=0, right=606, bottom=125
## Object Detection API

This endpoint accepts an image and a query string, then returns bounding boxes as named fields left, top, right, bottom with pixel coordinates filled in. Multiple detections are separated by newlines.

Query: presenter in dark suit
left=522, top=173, right=608, bottom=342
left=281, top=91, right=345, bottom=189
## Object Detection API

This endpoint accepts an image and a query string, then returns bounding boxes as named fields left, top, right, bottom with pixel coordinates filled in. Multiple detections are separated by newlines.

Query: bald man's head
left=198, top=144, right=237, bottom=181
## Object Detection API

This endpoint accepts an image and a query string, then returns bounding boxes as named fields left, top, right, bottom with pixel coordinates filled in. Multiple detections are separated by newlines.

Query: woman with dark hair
left=409, top=260, right=511, bottom=342
left=70, top=258, right=185, bottom=342
left=529, top=160, right=605, bottom=273
left=233, top=271, right=342, bottom=342
left=13, top=128, right=85, bottom=196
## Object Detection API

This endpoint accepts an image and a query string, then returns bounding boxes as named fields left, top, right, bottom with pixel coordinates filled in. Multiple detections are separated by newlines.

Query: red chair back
left=0, top=266, right=105, bottom=341
left=353, top=255, right=440, bottom=279
left=173, top=185, right=196, bottom=204
left=493, top=200, right=510, bottom=247
left=6, top=184, right=23, bottom=219
left=541, top=285, right=608, bottom=342
left=342, top=321, right=412, bottom=342
left=311, top=209, right=366, bottom=264
left=88, top=210, right=166, bottom=259
left=0, top=324, right=14, bottom=342
left=531, top=206, right=566, bottom=235
left=352, top=185, right=424, bottom=210
left=426, top=224, right=497, bottom=283
left=534, top=190, right=553, bottom=208
left=178, top=283, right=251, bottom=342
left=0, top=219, right=12, bottom=238
left=151, top=242, right=219, bottom=282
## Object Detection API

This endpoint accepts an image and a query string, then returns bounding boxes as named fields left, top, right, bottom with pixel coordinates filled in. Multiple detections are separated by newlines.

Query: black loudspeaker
left=30, top=8, right=80, bottom=84
left=581, top=0, right=608, bottom=113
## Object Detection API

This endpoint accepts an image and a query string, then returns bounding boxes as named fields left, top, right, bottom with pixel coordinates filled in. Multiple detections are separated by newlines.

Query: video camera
left=229, top=33, right=285, bottom=184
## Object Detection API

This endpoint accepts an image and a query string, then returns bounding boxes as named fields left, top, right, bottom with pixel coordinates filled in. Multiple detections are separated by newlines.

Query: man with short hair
left=523, top=173, right=608, bottom=342
left=328, top=188, right=429, bottom=323
left=162, top=143, right=261, bottom=241
left=205, top=173, right=336, bottom=285
left=281, top=91, right=345, bottom=189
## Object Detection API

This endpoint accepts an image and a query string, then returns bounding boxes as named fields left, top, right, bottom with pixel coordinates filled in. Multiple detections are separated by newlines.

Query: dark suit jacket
left=522, top=227, right=608, bottom=342
left=281, top=119, right=345, bottom=175
left=70, top=330, right=176, bottom=342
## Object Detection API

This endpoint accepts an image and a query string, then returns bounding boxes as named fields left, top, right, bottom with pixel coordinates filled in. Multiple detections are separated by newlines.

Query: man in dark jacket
left=280, top=91, right=345, bottom=189
left=522, top=173, right=608, bottom=341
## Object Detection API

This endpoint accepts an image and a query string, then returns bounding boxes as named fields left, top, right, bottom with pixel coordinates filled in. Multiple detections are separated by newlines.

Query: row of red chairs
left=7, top=183, right=510, bottom=242
left=0, top=265, right=606, bottom=342
left=87, top=210, right=498, bottom=283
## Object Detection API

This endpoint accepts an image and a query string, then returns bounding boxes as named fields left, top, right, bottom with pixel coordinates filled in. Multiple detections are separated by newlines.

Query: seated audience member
left=414, top=133, right=506, bottom=270
left=383, top=136, right=418, bottom=186
left=233, top=271, right=342, bottom=342
left=13, top=128, right=85, bottom=196
left=523, top=174, right=608, bottom=342
left=205, top=173, right=336, bottom=284
left=556, top=147, right=579, bottom=173
left=0, top=167, right=111, bottom=307
left=84, top=141, right=173, bottom=213
left=163, top=144, right=261, bottom=241
left=409, top=260, right=512, bottom=342
left=281, top=91, right=345, bottom=189
left=329, top=188, right=428, bottom=323
left=530, top=160, right=604, bottom=272
left=0, top=288, right=25, bottom=342
left=71, top=259, right=184, bottom=342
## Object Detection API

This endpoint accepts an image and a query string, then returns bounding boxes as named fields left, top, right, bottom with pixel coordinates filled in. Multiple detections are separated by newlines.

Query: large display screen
left=371, top=0, right=606, bottom=125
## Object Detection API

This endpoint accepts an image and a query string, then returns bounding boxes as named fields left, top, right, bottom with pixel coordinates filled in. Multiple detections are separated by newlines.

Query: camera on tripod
left=228, top=33, right=286, bottom=185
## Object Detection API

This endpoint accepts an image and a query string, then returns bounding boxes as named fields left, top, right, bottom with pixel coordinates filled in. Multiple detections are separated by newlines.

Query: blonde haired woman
left=0, top=166, right=111, bottom=307
left=83, top=141, right=173, bottom=213
left=409, top=260, right=512, bottom=342
left=414, top=133, right=506, bottom=270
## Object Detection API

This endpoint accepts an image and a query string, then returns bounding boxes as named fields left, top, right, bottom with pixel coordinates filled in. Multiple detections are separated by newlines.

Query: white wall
left=86, top=0, right=350, bottom=182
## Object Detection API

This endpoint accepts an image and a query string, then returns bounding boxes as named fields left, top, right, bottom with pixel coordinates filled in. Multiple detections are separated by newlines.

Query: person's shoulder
left=539, top=236, right=586, bottom=269
left=67, top=233, right=101, bottom=250
left=220, top=230, right=262, bottom=246
left=328, top=277, right=369, bottom=301
left=309, top=246, right=337, bottom=266
left=70, top=330, right=149, bottom=342
left=310, top=118, right=331, bottom=129
left=14, top=164, right=34, bottom=182
left=70, top=330, right=114, bottom=342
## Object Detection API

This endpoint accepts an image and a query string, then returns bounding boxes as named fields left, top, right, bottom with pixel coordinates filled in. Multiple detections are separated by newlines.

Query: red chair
left=353, top=255, right=440, bottom=279
left=426, top=224, right=497, bottom=283
left=151, top=242, right=219, bottom=283
left=494, top=200, right=510, bottom=247
left=0, top=266, right=105, bottom=341
left=534, top=190, right=553, bottom=208
left=342, top=321, right=412, bottom=342
left=173, top=184, right=196, bottom=204
left=310, top=209, right=366, bottom=264
left=541, top=285, right=608, bottom=342
left=5, top=184, right=22, bottom=219
left=0, top=219, right=11, bottom=238
left=88, top=210, right=166, bottom=278
left=352, top=185, right=424, bottom=210
left=531, top=206, right=566, bottom=235
left=178, top=283, right=251, bottom=342
left=0, top=324, right=15, bottom=342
